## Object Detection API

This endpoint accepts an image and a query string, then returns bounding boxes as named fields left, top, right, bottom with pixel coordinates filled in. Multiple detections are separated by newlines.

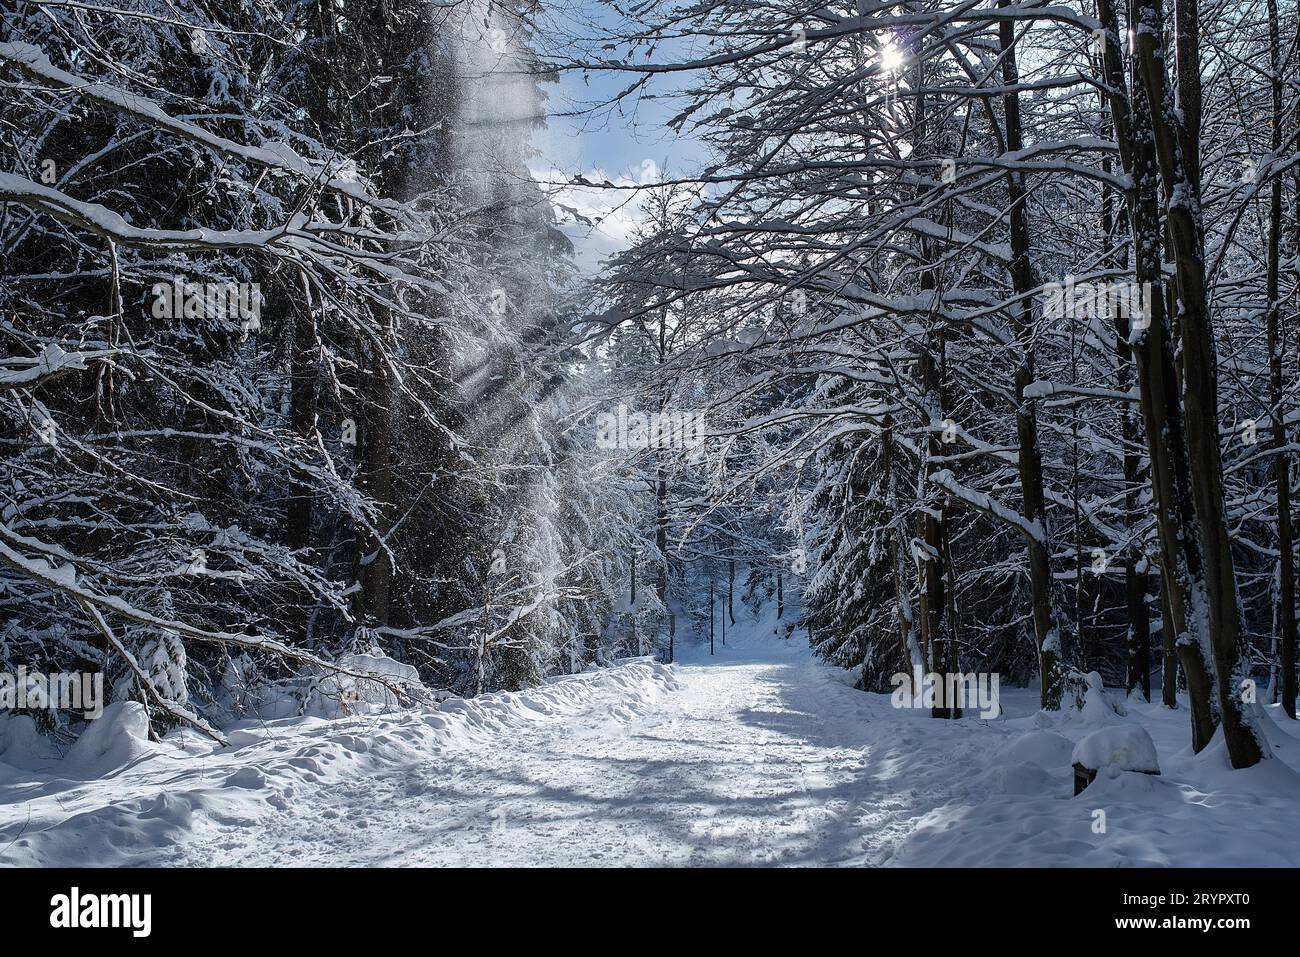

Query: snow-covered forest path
left=180, top=628, right=940, bottom=866
left=282, top=631, right=916, bottom=867
left=0, top=625, right=967, bottom=867
left=6, top=618, right=1300, bottom=867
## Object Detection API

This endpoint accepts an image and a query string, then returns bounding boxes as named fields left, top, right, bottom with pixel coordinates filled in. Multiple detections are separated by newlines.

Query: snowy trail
left=0, top=629, right=951, bottom=866
left=166, top=633, right=930, bottom=866
left=4, top=622, right=1300, bottom=867
left=281, top=636, right=896, bottom=867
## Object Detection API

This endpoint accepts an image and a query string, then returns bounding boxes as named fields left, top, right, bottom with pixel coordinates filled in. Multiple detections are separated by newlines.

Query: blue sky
left=527, top=2, right=708, bottom=274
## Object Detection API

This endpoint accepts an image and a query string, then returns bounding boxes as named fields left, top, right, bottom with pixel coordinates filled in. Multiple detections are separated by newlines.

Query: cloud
left=530, top=159, right=663, bottom=276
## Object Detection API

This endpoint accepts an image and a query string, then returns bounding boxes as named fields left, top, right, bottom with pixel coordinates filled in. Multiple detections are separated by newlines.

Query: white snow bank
left=0, top=658, right=679, bottom=866
left=980, top=759, right=1056, bottom=795
left=893, top=689, right=1300, bottom=867
left=976, top=730, right=1077, bottom=796
left=1071, top=725, right=1160, bottom=774
left=305, top=652, right=427, bottom=719
left=0, top=714, right=44, bottom=765
left=1001, top=730, right=1073, bottom=768
left=61, top=702, right=153, bottom=779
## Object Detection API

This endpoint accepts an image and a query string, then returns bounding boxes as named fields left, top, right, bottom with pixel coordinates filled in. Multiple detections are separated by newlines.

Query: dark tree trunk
left=728, top=553, right=735, bottom=625
left=1097, top=0, right=1217, bottom=748
left=1000, top=3, right=1063, bottom=709
left=286, top=272, right=318, bottom=644
left=1132, top=0, right=1265, bottom=767
left=1161, top=577, right=1179, bottom=708
left=1265, top=0, right=1296, bottom=718
left=655, top=459, right=669, bottom=609
left=709, top=580, right=715, bottom=656
left=776, top=567, right=783, bottom=621
left=1102, top=162, right=1152, bottom=702
left=357, top=333, right=394, bottom=628
left=917, top=345, right=952, bottom=718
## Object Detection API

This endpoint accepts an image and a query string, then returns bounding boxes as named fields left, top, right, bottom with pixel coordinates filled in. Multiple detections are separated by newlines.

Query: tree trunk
left=1096, top=0, right=1217, bottom=749
left=1265, top=0, right=1295, bottom=718
left=655, top=459, right=669, bottom=608
left=727, top=552, right=735, bottom=625
left=917, top=344, right=951, bottom=718
left=357, top=333, right=394, bottom=627
left=709, top=579, right=715, bottom=656
left=286, top=271, right=318, bottom=644
left=999, top=4, right=1063, bottom=708
left=630, top=551, right=638, bottom=655
left=1103, top=169, right=1152, bottom=702
left=1161, top=577, right=1179, bottom=707
left=885, top=416, right=922, bottom=672
left=1132, top=0, right=1266, bottom=766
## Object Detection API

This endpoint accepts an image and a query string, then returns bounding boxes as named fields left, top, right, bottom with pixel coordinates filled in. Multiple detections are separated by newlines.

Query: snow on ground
left=2, top=609, right=1299, bottom=866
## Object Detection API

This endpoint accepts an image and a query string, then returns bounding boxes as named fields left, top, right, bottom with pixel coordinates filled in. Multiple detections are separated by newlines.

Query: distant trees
left=582, top=0, right=1299, bottom=766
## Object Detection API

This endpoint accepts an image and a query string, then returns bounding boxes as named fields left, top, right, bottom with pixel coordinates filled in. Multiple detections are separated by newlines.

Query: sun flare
left=879, top=41, right=905, bottom=73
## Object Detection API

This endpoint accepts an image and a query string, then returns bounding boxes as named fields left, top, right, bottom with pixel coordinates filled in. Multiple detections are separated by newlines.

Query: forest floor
left=3, top=611, right=1300, bottom=866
